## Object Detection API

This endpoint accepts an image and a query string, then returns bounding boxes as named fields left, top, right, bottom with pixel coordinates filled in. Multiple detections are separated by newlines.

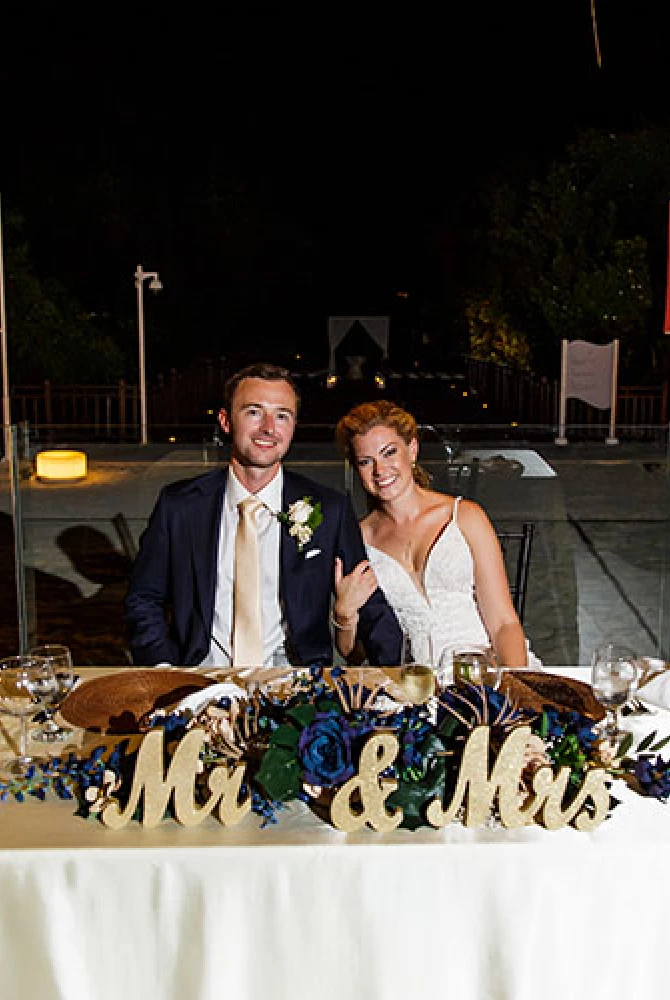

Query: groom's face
left=218, top=377, right=298, bottom=472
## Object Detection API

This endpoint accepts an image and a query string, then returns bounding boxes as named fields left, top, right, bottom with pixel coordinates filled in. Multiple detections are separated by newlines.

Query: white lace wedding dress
left=366, top=496, right=509, bottom=671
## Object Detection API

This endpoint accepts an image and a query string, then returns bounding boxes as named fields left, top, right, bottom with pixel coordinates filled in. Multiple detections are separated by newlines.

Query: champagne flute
left=28, top=644, right=75, bottom=742
left=590, top=643, right=638, bottom=745
left=0, top=655, right=58, bottom=775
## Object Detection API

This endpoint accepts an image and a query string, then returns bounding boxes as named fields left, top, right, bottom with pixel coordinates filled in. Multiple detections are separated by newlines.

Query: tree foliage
left=3, top=212, right=124, bottom=384
left=473, top=127, right=670, bottom=378
left=465, top=296, right=531, bottom=369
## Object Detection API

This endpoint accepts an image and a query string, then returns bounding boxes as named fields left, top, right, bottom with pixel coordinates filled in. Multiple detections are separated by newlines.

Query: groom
left=125, top=362, right=402, bottom=667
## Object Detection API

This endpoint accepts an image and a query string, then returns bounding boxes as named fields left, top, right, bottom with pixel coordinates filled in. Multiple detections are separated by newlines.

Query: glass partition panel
left=8, top=423, right=670, bottom=667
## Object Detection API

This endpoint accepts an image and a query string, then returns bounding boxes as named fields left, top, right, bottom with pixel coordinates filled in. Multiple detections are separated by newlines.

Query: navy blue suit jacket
left=125, top=467, right=402, bottom=667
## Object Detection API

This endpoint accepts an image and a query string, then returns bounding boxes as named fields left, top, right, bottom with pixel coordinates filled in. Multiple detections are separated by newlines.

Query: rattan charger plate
left=59, top=669, right=215, bottom=734
left=498, top=670, right=606, bottom=722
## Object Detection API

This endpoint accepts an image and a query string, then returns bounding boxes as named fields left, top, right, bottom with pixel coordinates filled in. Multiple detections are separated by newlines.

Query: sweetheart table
left=0, top=668, right=668, bottom=1000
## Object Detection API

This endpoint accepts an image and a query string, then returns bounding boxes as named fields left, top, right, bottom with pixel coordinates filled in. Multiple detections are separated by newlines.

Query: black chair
left=112, top=512, right=139, bottom=562
left=495, top=523, right=534, bottom=624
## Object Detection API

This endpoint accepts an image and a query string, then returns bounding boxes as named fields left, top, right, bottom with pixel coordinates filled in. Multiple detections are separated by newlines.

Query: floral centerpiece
left=1, top=669, right=669, bottom=831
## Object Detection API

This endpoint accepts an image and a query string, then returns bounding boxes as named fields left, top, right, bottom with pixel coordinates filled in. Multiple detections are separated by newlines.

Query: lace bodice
left=365, top=497, right=490, bottom=665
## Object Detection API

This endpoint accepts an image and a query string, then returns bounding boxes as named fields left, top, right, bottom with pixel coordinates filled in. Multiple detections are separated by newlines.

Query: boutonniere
left=276, top=496, right=324, bottom=552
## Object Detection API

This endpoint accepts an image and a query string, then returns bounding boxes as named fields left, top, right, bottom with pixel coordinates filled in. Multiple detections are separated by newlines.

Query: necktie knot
left=238, top=496, right=265, bottom=525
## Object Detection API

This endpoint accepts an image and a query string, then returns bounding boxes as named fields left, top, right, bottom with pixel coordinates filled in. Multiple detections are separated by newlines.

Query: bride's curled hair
left=335, top=400, right=432, bottom=489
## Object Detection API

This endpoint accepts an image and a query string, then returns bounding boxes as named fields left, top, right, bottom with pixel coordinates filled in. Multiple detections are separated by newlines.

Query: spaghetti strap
left=453, top=496, right=462, bottom=523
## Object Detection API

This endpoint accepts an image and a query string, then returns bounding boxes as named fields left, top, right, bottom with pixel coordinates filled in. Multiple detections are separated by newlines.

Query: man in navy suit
left=126, top=363, right=402, bottom=667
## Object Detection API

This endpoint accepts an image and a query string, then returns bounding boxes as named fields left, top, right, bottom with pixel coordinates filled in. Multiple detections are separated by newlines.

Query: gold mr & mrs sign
left=100, top=726, right=610, bottom=833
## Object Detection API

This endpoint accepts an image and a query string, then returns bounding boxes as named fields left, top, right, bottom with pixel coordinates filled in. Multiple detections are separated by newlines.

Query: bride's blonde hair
left=335, top=400, right=432, bottom=489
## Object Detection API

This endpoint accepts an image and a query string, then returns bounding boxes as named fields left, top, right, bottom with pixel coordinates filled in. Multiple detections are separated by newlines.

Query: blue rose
left=634, top=755, right=670, bottom=801
left=297, top=713, right=356, bottom=787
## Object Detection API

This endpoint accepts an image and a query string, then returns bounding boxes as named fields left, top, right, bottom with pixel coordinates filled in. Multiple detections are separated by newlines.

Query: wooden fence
left=463, top=359, right=668, bottom=433
left=8, top=365, right=669, bottom=443
left=10, top=381, right=139, bottom=441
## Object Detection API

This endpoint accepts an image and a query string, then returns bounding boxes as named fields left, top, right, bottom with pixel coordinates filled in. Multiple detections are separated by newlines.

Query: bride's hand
left=334, top=557, right=378, bottom=620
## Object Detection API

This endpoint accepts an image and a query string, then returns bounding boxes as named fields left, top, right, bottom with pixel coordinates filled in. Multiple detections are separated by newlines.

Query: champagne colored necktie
left=232, top=496, right=265, bottom=667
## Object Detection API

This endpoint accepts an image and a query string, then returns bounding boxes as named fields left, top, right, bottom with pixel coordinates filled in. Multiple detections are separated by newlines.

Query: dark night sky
left=2, top=2, right=670, bottom=369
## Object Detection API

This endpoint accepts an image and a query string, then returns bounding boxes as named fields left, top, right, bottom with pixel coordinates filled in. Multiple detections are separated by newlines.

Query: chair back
left=495, top=522, right=534, bottom=623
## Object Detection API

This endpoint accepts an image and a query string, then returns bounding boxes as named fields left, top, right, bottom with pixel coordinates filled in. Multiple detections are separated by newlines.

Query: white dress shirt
left=199, top=467, right=288, bottom=668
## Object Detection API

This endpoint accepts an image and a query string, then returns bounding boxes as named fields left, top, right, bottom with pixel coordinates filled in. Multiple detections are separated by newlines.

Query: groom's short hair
left=223, top=363, right=301, bottom=414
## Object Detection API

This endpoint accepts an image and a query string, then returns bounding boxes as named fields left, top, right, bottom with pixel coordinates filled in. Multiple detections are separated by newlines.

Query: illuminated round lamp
left=35, top=449, right=88, bottom=482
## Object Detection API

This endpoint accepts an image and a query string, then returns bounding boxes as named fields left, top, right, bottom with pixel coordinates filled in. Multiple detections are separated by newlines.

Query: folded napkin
left=636, top=659, right=670, bottom=709
left=176, top=682, right=248, bottom=715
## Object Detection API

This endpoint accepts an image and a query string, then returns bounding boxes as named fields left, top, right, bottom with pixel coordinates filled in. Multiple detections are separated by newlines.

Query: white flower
left=288, top=499, right=313, bottom=524
left=289, top=523, right=312, bottom=546
left=276, top=495, right=323, bottom=552
left=296, top=524, right=311, bottom=546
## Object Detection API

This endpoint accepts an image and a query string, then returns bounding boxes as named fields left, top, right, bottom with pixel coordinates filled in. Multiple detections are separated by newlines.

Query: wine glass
left=398, top=628, right=436, bottom=704
left=450, top=644, right=500, bottom=689
left=28, top=644, right=75, bottom=742
left=590, top=643, right=639, bottom=745
left=0, top=655, right=58, bottom=775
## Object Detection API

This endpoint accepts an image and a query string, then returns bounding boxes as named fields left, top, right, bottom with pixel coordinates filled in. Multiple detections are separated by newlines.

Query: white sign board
left=565, top=340, right=616, bottom=409
left=556, top=339, right=619, bottom=445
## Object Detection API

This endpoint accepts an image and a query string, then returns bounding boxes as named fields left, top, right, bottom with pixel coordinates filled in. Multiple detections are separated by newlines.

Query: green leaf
left=255, top=747, right=302, bottom=802
left=286, top=703, right=316, bottom=728
left=387, top=734, right=446, bottom=831
left=617, top=733, right=634, bottom=758
left=636, top=731, right=658, bottom=753
left=316, top=697, right=342, bottom=715
left=649, top=736, right=670, bottom=753
left=309, top=501, right=324, bottom=530
left=269, top=724, right=299, bottom=750
left=437, top=714, right=461, bottom=742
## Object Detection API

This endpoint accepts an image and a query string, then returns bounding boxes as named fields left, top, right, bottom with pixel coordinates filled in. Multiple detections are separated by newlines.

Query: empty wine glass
left=400, top=628, right=434, bottom=668
left=29, top=644, right=75, bottom=742
left=0, top=655, right=58, bottom=775
left=591, top=643, right=639, bottom=745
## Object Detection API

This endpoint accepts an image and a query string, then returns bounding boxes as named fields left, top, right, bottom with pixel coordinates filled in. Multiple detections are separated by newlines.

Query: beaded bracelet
left=329, top=611, right=358, bottom=632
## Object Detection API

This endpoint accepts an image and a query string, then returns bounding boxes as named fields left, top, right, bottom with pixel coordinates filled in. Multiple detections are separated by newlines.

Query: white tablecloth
left=0, top=669, right=668, bottom=1000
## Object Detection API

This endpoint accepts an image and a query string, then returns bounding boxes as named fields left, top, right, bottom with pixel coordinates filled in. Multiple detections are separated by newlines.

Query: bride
left=332, top=400, right=534, bottom=669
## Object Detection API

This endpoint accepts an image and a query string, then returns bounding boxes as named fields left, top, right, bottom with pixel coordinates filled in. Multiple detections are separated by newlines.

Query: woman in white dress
left=331, top=400, right=532, bottom=669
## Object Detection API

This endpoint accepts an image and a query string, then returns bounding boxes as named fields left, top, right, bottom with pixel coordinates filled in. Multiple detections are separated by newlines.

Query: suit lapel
left=280, top=470, right=303, bottom=585
left=189, top=469, right=227, bottom=625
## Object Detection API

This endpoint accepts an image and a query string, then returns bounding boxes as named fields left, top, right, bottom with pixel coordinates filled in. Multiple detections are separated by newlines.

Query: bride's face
left=351, top=424, right=418, bottom=501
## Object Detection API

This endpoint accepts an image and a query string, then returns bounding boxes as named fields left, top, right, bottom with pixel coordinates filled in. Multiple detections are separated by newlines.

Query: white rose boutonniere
left=276, top=496, right=324, bottom=552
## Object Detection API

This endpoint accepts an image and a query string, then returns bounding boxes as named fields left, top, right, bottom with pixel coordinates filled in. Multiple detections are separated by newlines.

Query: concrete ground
left=0, top=437, right=668, bottom=666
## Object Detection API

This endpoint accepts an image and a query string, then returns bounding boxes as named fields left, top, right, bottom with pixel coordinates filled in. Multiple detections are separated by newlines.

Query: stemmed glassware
left=450, top=644, right=500, bottom=689
left=398, top=629, right=436, bottom=704
left=590, top=643, right=639, bottom=745
left=0, top=655, right=58, bottom=775
left=28, top=644, right=75, bottom=742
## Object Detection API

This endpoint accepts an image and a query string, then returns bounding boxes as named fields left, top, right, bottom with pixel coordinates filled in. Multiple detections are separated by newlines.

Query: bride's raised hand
left=334, top=557, right=378, bottom=621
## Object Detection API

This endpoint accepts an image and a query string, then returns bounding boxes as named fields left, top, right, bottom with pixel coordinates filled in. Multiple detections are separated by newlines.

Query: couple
left=126, top=363, right=531, bottom=672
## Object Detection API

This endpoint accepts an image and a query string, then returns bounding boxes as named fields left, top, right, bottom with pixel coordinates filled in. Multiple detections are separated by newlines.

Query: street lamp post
left=134, top=264, right=162, bottom=446
left=0, top=194, right=11, bottom=462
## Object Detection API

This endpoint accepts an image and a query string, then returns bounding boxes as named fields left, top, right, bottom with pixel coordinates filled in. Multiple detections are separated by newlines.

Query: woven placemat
left=499, top=670, right=606, bottom=722
left=59, top=669, right=214, bottom=734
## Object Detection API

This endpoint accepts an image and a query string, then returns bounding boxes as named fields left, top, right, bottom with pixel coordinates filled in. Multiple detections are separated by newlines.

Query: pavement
left=0, top=435, right=668, bottom=666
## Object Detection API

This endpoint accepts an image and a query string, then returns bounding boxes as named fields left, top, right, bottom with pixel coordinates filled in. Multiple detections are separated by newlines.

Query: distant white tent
left=327, top=316, right=389, bottom=373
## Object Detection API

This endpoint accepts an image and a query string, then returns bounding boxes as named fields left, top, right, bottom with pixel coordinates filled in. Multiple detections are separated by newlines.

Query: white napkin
left=636, top=659, right=670, bottom=709
left=175, top=682, right=248, bottom=715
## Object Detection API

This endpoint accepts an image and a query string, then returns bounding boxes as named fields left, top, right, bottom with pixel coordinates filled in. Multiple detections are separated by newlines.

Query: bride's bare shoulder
left=456, top=498, right=496, bottom=540
left=428, top=488, right=453, bottom=510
